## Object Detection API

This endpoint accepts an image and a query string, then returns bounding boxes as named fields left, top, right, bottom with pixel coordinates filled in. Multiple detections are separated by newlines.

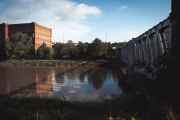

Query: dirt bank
left=0, top=60, right=120, bottom=68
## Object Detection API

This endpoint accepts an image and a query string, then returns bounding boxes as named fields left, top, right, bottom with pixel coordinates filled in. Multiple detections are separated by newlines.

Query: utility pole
left=106, top=33, right=107, bottom=42
left=63, top=34, right=64, bottom=44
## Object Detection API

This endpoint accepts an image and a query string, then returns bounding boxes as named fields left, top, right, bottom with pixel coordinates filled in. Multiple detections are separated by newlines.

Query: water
left=0, top=66, right=122, bottom=101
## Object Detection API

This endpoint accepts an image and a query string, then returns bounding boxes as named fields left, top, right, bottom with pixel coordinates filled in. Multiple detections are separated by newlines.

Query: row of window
left=10, top=30, right=31, bottom=32
left=37, top=28, right=51, bottom=34
left=38, top=33, right=51, bottom=37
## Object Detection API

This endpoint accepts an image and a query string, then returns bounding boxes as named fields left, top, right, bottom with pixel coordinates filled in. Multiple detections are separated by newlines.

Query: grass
left=0, top=94, right=138, bottom=120
left=1, top=92, right=178, bottom=120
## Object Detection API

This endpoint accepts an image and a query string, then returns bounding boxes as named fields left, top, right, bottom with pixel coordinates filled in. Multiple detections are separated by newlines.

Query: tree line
left=3, top=32, right=125, bottom=60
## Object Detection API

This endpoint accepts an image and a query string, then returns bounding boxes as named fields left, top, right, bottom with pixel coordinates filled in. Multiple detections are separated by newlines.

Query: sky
left=0, top=0, right=171, bottom=43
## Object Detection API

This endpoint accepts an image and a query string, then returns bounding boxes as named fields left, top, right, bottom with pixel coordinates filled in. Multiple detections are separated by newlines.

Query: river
left=0, top=66, right=122, bottom=101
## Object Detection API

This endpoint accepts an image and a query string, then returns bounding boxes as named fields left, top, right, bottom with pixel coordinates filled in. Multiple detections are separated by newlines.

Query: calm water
left=0, top=66, right=122, bottom=101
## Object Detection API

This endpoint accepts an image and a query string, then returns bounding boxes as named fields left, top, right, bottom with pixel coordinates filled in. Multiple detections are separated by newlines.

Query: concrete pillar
left=132, top=38, right=138, bottom=61
left=136, top=44, right=139, bottom=60
left=127, top=40, right=135, bottom=69
left=153, top=34, right=159, bottom=58
left=138, top=41, right=142, bottom=61
left=163, top=28, right=171, bottom=48
left=141, top=41, right=144, bottom=61
left=158, top=31, right=165, bottom=55
left=145, top=39, right=148, bottom=63
left=121, top=44, right=128, bottom=63
left=134, top=44, right=137, bottom=61
left=142, top=39, right=145, bottom=62
left=146, top=37, right=151, bottom=64
left=148, top=35, right=155, bottom=62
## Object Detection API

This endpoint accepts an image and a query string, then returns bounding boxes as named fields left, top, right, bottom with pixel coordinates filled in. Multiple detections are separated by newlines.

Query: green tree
left=5, top=32, right=33, bottom=59
left=66, top=40, right=74, bottom=57
left=69, top=46, right=79, bottom=58
left=77, top=41, right=87, bottom=58
left=107, top=47, right=118, bottom=60
left=88, top=38, right=103, bottom=59
left=36, top=43, right=52, bottom=59
left=53, top=43, right=66, bottom=59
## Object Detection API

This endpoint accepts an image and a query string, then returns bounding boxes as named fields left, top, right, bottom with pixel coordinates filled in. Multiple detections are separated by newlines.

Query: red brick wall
left=0, top=22, right=52, bottom=52
left=34, top=23, right=52, bottom=50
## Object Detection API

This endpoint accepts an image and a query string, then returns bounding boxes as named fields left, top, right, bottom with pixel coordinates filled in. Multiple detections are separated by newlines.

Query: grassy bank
left=0, top=94, right=138, bottom=120
left=1, top=92, right=179, bottom=120
left=0, top=60, right=120, bottom=68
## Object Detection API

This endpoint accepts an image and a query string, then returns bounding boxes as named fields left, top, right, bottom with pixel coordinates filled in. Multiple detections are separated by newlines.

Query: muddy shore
left=0, top=60, right=120, bottom=68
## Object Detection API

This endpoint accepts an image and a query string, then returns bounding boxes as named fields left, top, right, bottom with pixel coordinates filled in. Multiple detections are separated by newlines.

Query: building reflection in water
left=35, top=72, right=53, bottom=94
left=0, top=66, right=122, bottom=101
left=0, top=66, right=60, bottom=95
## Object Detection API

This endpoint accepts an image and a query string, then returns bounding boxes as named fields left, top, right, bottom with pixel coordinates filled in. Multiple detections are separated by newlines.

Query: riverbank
left=0, top=60, right=120, bottom=68
left=0, top=94, right=137, bottom=120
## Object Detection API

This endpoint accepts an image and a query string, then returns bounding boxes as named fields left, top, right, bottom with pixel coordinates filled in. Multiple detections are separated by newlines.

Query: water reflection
left=0, top=66, right=122, bottom=101
left=88, top=68, right=107, bottom=89
left=35, top=73, right=53, bottom=94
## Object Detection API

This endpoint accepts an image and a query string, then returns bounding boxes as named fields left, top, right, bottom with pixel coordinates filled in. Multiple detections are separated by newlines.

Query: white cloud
left=55, top=3, right=101, bottom=21
left=48, top=21, right=92, bottom=42
left=0, top=2, right=4, bottom=8
left=0, top=0, right=102, bottom=42
left=118, top=6, right=128, bottom=10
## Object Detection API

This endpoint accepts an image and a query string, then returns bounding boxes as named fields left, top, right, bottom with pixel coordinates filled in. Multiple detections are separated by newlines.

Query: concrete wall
left=120, top=44, right=128, bottom=63
left=119, top=0, right=180, bottom=72
left=120, top=18, right=171, bottom=70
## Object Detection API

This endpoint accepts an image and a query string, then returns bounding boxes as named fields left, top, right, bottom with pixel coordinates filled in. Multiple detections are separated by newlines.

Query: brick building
left=0, top=22, right=52, bottom=52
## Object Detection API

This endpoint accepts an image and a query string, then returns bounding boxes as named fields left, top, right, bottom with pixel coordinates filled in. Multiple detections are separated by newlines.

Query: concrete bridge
left=119, top=17, right=171, bottom=70
left=119, top=0, right=180, bottom=72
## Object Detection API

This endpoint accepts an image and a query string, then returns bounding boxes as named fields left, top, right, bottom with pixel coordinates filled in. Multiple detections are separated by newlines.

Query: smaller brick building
left=0, top=22, right=52, bottom=51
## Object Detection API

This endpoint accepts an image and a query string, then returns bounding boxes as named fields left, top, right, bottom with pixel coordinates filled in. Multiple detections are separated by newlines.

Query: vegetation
left=119, top=48, right=180, bottom=120
left=0, top=94, right=141, bottom=120
left=3, top=32, right=125, bottom=60
left=36, top=43, right=53, bottom=60
left=5, top=32, right=33, bottom=59
left=53, top=38, right=122, bottom=60
left=3, top=32, right=180, bottom=119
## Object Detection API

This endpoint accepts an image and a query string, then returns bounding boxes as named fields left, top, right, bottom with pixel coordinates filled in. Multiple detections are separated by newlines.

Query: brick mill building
left=0, top=22, right=52, bottom=52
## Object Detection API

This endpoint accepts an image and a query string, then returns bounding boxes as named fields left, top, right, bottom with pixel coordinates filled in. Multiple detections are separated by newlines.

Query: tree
left=36, top=43, right=52, bottom=59
left=77, top=41, right=87, bottom=58
left=107, top=47, right=118, bottom=60
left=88, top=38, right=103, bottom=59
left=69, top=46, right=79, bottom=58
left=53, top=43, right=66, bottom=59
left=66, top=40, right=74, bottom=57
left=5, top=32, right=33, bottom=59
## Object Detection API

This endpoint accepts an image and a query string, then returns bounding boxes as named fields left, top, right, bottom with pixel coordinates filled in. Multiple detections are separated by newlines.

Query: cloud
left=46, top=21, right=92, bottom=42
left=55, top=3, right=101, bottom=21
left=118, top=6, right=128, bottom=10
left=0, top=2, right=4, bottom=8
left=0, top=0, right=102, bottom=42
